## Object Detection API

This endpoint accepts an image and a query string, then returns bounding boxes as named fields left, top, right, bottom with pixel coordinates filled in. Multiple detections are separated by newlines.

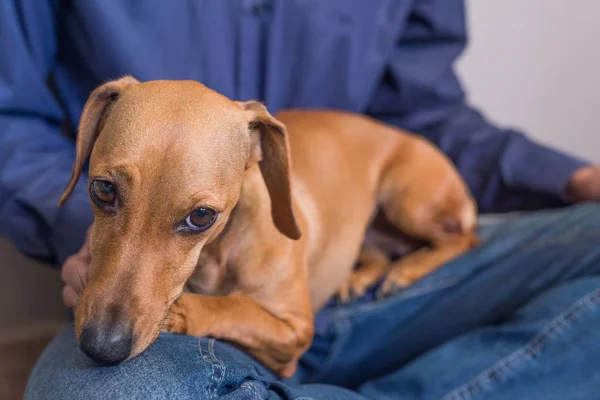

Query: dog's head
left=59, top=77, right=300, bottom=365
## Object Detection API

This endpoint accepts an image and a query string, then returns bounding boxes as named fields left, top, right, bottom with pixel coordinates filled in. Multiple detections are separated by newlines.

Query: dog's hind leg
left=378, top=238, right=474, bottom=295
left=375, top=139, right=479, bottom=297
left=337, top=247, right=390, bottom=302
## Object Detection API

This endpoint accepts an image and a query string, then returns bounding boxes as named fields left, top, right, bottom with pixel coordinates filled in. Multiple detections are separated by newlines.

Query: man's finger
left=62, top=285, right=79, bottom=308
left=567, top=165, right=600, bottom=202
left=61, top=255, right=77, bottom=284
left=61, top=256, right=88, bottom=287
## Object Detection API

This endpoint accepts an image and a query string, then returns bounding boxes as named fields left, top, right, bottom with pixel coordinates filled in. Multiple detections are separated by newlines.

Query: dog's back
left=277, top=110, right=476, bottom=308
left=276, top=110, right=396, bottom=306
left=63, top=77, right=477, bottom=376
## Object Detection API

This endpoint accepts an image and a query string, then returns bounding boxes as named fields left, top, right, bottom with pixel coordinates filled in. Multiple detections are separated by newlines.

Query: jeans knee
left=24, top=328, right=274, bottom=399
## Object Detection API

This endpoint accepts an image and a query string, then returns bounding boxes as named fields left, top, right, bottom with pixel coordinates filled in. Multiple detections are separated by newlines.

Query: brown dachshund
left=59, top=77, right=478, bottom=377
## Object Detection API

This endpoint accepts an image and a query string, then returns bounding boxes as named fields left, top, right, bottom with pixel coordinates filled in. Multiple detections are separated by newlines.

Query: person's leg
left=25, top=326, right=365, bottom=400
left=359, top=277, right=600, bottom=400
left=26, top=203, right=600, bottom=399
left=299, top=203, right=600, bottom=391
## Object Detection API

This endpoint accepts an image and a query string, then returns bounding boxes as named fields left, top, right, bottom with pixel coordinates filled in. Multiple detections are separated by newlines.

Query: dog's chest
left=306, top=226, right=368, bottom=309
left=185, top=250, right=236, bottom=296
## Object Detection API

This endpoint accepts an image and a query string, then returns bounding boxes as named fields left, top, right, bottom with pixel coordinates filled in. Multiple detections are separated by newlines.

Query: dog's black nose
left=79, top=323, right=133, bottom=366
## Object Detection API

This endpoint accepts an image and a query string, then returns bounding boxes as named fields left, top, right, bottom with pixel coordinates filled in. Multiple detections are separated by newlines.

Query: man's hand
left=61, top=227, right=92, bottom=308
left=567, top=166, right=600, bottom=203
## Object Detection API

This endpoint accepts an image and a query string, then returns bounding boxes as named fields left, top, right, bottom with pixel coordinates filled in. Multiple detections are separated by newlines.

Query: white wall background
left=1, top=0, right=600, bottom=333
left=457, top=0, right=600, bottom=163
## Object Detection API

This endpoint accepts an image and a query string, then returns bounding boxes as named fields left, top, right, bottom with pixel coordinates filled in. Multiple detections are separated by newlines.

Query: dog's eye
left=184, top=208, right=217, bottom=231
left=90, top=180, right=116, bottom=206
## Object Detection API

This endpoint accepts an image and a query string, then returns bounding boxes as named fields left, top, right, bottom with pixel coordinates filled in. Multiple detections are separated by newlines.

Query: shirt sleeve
left=0, top=0, right=93, bottom=265
left=366, top=0, right=588, bottom=213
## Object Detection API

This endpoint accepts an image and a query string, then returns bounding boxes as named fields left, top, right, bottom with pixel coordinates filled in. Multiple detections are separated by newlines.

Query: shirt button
left=252, top=1, right=271, bottom=17
left=253, top=4, right=263, bottom=16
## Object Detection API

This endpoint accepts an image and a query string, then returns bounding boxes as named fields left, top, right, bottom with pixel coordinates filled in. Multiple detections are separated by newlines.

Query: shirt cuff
left=502, top=133, right=589, bottom=201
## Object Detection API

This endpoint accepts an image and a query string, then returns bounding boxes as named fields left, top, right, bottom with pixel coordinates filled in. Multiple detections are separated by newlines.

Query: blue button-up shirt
left=0, top=0, right=587, bottom=265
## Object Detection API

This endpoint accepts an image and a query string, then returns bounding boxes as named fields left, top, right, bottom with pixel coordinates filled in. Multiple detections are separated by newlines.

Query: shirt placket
left=238, top=0, right=273, bottom=102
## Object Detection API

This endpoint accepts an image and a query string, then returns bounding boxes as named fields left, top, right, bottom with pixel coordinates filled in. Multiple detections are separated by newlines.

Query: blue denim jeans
left=25, top=204, right=600, bottom=399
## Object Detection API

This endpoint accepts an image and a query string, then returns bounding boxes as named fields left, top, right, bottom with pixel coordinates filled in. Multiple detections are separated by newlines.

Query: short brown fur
left=60, top=77, right=478, bottom=377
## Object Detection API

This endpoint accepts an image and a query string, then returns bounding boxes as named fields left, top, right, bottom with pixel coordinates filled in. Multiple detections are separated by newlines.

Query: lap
left=359, top=277, right=600, bottom=400
left=25, top=327, right=364, bottom=400
left=303, top=203, right=600, bottom=387
left=25, top=204, right=600, bottom=399
left=25, top=328, right=246, bottom=399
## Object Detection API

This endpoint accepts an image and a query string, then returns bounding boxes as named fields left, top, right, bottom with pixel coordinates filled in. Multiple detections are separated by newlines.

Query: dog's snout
left=79, top=322, right=133, bottom=366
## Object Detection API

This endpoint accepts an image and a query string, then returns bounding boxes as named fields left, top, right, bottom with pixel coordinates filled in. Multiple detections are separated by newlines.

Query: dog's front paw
left=163, top=295, right=191, bottom=334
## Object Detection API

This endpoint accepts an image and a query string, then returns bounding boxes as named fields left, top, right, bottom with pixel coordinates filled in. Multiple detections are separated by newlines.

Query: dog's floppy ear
left=237, top=101, right=301, bottom=240
left=58, top=76, right=139, bottom=206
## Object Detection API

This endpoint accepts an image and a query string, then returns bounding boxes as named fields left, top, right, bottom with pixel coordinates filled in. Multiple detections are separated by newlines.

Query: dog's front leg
left=165, top=293, right=314, bottom=377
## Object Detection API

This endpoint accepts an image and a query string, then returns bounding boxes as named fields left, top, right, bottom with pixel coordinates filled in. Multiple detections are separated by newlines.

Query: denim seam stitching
left=439, top=286, right=600, bottom=400
left=197, top=338, right=222, bottom=399
left=240, top=381, right=263, bottom=399
left=208, top=339, right=226, bottom=396
left=197, top=338, right=215, bottom=398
